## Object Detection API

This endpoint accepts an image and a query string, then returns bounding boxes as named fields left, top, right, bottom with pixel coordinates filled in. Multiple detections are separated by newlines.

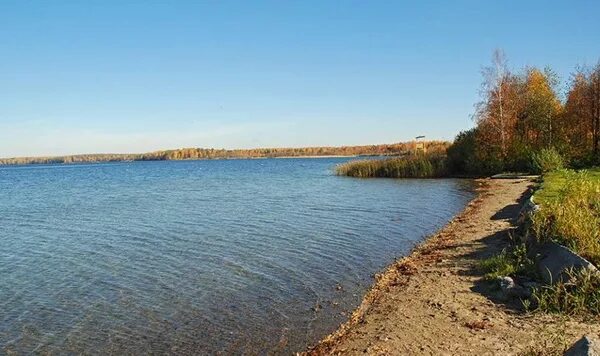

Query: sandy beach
left=304, top=178, right=600, bottom=355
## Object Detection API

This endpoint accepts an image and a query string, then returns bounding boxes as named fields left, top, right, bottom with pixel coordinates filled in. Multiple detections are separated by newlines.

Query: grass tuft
left=532, top=268, right=600, bottom=315
left=479, top=244, right=536, bottom=281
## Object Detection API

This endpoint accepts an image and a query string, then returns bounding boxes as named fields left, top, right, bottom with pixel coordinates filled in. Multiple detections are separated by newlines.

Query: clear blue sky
left=1, top=1, right=598, bottom=157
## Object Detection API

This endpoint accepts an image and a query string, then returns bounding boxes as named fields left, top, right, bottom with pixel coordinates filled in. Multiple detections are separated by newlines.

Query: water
left=0, top=158, right=474, bottom=354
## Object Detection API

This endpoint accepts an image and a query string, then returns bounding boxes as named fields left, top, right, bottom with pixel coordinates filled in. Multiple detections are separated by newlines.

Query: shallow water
left=0, top=158, right=474, bottom=354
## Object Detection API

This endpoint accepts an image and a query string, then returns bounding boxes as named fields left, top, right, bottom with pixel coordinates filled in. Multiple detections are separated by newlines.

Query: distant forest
left=0, top=141, right=450, bottom=165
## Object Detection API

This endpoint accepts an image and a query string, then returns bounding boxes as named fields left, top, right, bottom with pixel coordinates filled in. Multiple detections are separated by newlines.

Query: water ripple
left=0, top=158, right=474, bottom=354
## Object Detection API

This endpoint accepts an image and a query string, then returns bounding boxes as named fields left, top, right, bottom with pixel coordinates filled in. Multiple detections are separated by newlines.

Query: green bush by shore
left=335, top=154, right=447, bottom=178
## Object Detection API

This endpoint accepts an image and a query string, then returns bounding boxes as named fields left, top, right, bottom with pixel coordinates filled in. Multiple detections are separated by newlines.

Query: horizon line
left=0, top=139, right=449, bottom=161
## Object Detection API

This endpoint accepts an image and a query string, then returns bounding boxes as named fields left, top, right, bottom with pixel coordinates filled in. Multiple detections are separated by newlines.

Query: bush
left=446, top=128, right=481, bottom=175
left=505, top=141, right=534, bottom=173
left=530, top=148, right=565, bottom=174
left=571, top=152, right=600, bottom=170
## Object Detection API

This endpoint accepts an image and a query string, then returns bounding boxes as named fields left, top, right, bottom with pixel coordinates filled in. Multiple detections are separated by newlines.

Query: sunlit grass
left=534, top=168, right=600, bottom=205
left=335, top=154, right=447, bottom=178
left=532, top=168, right=600, bottom=265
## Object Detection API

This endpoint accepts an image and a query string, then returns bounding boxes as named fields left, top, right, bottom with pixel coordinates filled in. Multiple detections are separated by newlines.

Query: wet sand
left=303, top=178, right=600, bottom=355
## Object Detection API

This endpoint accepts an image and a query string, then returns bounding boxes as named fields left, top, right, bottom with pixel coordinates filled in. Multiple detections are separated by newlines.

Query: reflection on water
left=0, top=158, right=474, bottom=353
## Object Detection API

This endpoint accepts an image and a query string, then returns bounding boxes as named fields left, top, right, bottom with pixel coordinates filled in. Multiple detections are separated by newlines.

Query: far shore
left=303, top=178, right=600, bottom=355
left=0, top=154, right=392, bottom=167
left=0, top=141, right=450, bottom=166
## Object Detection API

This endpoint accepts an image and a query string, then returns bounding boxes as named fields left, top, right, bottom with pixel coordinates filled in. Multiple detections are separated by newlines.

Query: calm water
left=0, top=158, right=474, bottom=354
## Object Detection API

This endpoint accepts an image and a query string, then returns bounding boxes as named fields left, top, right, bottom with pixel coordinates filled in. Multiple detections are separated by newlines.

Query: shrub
left=446, top=128, right=481, bottom=175
left=505, top=141, right=534, bottom=173
left=571, top=152, right=600, bottom=170
left=530, top=148, right=565, bottom=174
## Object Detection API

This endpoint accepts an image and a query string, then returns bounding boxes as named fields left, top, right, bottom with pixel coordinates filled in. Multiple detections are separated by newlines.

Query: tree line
left=0, top=141, right=450, bottom=165
left=447, top=50, right=600, bottom=175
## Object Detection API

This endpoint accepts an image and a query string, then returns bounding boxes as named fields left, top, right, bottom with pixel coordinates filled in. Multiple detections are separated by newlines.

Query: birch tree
left=475, top=49, right=518, bottom=159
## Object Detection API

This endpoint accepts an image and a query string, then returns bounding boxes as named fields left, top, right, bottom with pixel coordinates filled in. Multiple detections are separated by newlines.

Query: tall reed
left=335, top=154, right=447, bottom=178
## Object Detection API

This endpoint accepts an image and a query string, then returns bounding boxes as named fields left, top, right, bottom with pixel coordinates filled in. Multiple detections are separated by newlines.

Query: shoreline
left=302, top=178, right=600, bottom=355
left=0, top=154, right=389, bottom=167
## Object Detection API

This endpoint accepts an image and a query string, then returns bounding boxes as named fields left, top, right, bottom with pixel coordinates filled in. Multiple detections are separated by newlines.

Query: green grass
left=532, top=268, right=600, bottom=316
left=534, top=168, right=600, bottom=205
left=532, top=168, right=600, bottom=265
left=479, top=244, right=536, bottom=281
left=480, top=243, right=600, bottom=316
left=480, top=244, right=600, bottom=316
left=335, top=154, right=447, bottom=178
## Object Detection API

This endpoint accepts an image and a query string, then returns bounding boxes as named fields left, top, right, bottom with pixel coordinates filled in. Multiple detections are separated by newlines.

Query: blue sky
left=0, top=1, right=598, bottom=157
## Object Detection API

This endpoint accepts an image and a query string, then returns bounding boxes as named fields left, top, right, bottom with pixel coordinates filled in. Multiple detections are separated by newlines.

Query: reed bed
left=335, top=154, right=447, bottom=178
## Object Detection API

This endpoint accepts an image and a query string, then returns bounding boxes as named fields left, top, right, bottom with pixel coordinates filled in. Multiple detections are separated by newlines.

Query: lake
left=0, top=158, right=474, bottom=354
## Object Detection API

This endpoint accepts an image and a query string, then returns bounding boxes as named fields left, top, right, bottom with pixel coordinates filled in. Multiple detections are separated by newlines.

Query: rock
left=565, top=335, right=600, bottom=356
left=498, top=276, right=515, bottom=290
left=517, top=196, right=540, bottom=244
left=533, top=241, right=598, bottom=284
left=517, top=196, right=539, bottom=223
left=497, top=276, right=530, bottom=299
